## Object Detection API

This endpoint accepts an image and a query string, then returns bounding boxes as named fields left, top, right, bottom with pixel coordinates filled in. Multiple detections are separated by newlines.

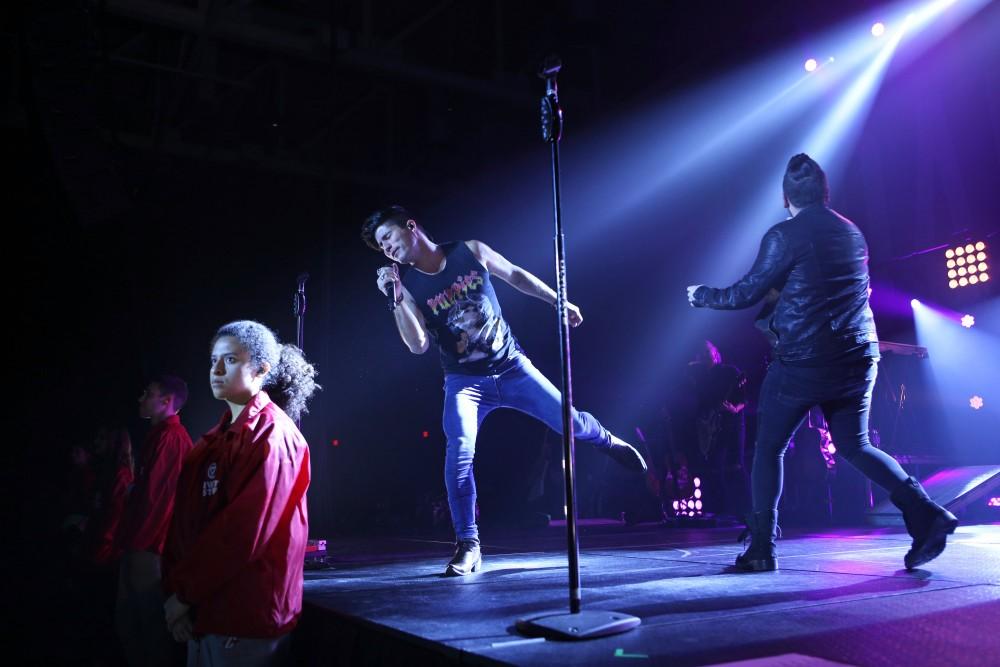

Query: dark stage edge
left=299, top=521, right=1000, bottom=666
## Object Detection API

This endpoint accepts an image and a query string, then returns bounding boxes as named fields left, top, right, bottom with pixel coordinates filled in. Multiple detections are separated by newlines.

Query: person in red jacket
left=163, top=320, right=319, bottom=666
left=116, top=375, right=194, bottom=666
left=82, top=426, right=135, bottom=566
left=70, top=426, right=134, bottom=666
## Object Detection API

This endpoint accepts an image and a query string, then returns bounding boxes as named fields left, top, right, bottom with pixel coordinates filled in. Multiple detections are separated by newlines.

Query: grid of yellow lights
left=946, top=241, right=989, bottom=289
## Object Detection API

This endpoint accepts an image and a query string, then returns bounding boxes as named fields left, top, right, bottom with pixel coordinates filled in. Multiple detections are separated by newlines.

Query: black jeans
left=752, top=358, right=908, bottom=512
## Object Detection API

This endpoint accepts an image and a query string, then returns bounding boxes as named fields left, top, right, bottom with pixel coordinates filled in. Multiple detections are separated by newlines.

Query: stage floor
left=301, top=521, right=1000, bottom=666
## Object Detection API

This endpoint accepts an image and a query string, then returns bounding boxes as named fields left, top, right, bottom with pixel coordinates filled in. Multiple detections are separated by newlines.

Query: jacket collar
left=205, top=391, right=272, bottom=437
left=794, top=202, right=828, bottom=217
left=148, top=413, right=181, bottom=437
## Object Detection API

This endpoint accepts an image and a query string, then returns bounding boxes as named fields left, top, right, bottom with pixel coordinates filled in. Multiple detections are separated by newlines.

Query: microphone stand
left=515, top=56, right=641, bottom=641
left=293, top=272, right=308, bottom=428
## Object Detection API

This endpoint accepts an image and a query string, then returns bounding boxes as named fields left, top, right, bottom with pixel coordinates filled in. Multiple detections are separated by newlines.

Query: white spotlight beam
left=701, top=0, right=994, bottom=287
left=803, top=16, right=912, bottom=167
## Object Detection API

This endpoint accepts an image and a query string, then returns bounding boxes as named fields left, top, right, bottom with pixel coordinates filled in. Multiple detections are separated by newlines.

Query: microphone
left=387, top=280, right=397, bottom=311
left=538, top=55, right=562, bottom=81
left=386, top=264, right=401, bottom=311
left=538, top=55, right=563, bottom=143
left=293, top=273, right=308, bottom=342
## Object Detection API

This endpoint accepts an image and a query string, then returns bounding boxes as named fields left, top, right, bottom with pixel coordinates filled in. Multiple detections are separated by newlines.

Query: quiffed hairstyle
left=151, top=374, right=189, bottom=411
left=212, top=320, right=320, bottom=422
left=361, top=204, right=413, bottom=251
left=782, top=153, right=829, bottom=208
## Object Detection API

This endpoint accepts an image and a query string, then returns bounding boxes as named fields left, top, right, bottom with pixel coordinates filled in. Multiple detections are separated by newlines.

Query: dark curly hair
left=96, top=425, right=134, bottom=474
left=212, top=320, right=321, bottom=422
left=361, top=204, right=413, bottom=251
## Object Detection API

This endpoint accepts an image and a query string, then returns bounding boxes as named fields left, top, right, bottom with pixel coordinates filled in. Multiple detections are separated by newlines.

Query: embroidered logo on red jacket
left=203, top=462, right=219, bottom=497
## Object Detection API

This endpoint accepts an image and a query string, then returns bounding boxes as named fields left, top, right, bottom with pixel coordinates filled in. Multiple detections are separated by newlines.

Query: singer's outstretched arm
left=690, top=227, right=792, bottom=310
left=466, top=240, right=583, bottom=327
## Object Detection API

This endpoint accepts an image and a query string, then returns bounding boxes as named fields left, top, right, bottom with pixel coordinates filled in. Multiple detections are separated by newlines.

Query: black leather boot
left=890, top=476, right=958, bottom=570
left=444, top=539, right=482, bottom=576
left=735, top=510, right=778, bottom=572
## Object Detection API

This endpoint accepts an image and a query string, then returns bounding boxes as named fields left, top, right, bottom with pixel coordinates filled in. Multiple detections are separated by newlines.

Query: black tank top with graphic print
left=402, top=241, right=521, bottom=375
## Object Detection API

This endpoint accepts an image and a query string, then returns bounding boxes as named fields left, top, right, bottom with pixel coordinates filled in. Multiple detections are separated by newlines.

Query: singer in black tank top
left=362, top=205, right=647, bottom=576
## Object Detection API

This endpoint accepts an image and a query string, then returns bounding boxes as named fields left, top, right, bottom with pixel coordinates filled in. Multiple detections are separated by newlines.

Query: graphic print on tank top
left=444, top=287, right=503, bottom=363
left=403, top=241, right=519, bottom=374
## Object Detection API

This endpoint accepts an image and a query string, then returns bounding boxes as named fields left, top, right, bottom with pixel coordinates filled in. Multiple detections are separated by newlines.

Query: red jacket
left=164, top=392, right=310, bottom=638
left=117, top=415, right=193, bottom=555
left=85, top=463, right=134, bottom=565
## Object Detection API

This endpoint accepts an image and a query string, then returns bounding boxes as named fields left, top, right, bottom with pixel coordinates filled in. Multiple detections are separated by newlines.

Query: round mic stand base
left=516, top=609, right=640, bottom=640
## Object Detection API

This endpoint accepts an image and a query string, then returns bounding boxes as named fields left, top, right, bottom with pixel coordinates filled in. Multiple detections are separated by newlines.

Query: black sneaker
left=601, top=434, right=648, bottom=473
left=444, top=540, right=482, bottom=576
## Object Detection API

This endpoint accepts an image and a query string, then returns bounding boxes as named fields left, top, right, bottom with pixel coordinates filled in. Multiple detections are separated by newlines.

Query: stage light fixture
left=804, top=58, right=818, bottom=72
left=946, top=241, right=988, bottom=288
left=961, top=314, right=975, bottom=328
left=871, top=22, right=886, bottom=37
left=969, top=396, right=984, bottom=410
left=670, top=482, right=705, bottom=519
left=911, top=298, right=921, bottom=307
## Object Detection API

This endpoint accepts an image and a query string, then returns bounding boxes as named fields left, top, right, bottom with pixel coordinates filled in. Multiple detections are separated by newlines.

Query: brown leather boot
left=444, top=540, right=482, bottom=576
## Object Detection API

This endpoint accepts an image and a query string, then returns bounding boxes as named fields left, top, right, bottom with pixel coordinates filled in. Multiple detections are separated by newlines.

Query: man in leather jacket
left=686, top=153, right=957, bottom=572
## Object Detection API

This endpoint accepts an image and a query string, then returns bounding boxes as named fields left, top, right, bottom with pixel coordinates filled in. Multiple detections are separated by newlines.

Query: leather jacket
left=692, top=204, right=878, bottom=362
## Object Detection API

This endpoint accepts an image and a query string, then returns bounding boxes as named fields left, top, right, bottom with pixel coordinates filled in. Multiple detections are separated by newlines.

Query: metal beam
left=103, top=0, right=532, bottom=107
left=109, top=55, right=251, bottom=87
left=110, top=130, right=441, bottom=193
